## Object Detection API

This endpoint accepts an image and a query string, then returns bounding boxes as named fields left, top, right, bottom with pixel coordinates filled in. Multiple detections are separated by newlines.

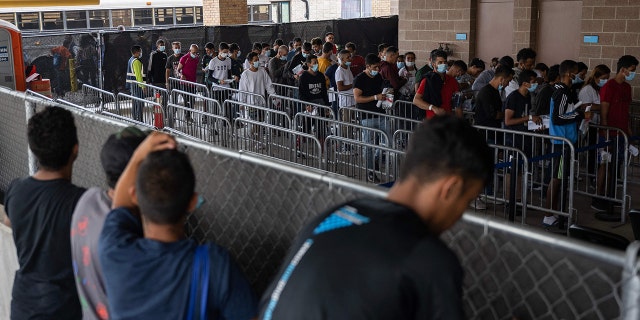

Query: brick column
left=372, top=0, right=391, bottom=17
left=203, top=0, right=248, bottom=26
left=580, top=0, right=640, bottom=100
left=512, top=0, right=537, bottom=56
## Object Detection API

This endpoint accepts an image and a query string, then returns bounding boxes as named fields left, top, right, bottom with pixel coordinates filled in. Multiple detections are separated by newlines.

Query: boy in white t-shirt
left=238, top=52, right=277, bottom=148
left=207, top=42, right=234, bottom=88
left=334, top=50, right=355, bottom=113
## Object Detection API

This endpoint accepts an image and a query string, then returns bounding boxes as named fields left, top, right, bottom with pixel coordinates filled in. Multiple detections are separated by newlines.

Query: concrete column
left=203, top=0, right=248, bottom=26
left=512, top=0, right=537, bottom=56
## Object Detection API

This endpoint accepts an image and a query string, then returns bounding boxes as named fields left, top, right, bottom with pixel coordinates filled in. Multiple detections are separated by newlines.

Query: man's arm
left=112, top=132, right=177, bottom=210
left=353, top=88, right=382, bottom=104
left=551, top=92, right=583, bottom=125
left=412, top=78, right=445, bottom=115
left=133, top=59, right=144, bottom=84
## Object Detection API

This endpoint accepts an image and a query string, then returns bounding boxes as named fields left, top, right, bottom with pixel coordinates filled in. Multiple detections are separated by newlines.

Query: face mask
left=498, top=84, right=504, bottom=91
left=311, top=64, right=319, bottom=72
left=237, top=51, right=242, bottom=56
left=598, top=78, right=607, bottom=87
left=159, top=46, right=165, bottom=52
left=436, top=64, right=447, bottom=73
left=528, top=83, right=538, bottom=92
left=345, top=61, right=352, bottom=67
left=382, top=55, right=387, bottom=61
left=173, top=48, right=180, bottom=54
left=626, top=71, right=636, bottom=81
left=370, top=70, right=379, bottom=76
left=219, top=53, right=227, bottom=59
left=265, top=51, right=271, bottom=57
left=572, top=76, right=583, bottom=85
left=406, top=61, right=414, bottom=67
left=397, top=62, right=405, bottom=69
left=302, top=52, right=309, bottom=58
left=190, top=53, right=197, bottom=58
left=252, top=61, right=260, bottom=69
left=280, top=56, right=287, bottom=61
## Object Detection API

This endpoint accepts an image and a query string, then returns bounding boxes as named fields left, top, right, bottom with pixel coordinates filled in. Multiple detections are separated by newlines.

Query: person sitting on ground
left=5, top=107, right=87, bottom=319
left=258, top=115, right=493, bottom=320
left=71, top=126, right=147, bottom=320
left=99, top=132, right=257, bottom=319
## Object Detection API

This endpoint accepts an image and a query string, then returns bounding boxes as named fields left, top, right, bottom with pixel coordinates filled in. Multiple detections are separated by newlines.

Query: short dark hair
left=100, top=127, right=146, bottom=188
left=311, top=37, right=323, bottom=46
left=499, top=56, right=515, bottom=69
left=518, top=69, right=538, bottom=85
left=325, top=32, right=334, bottom=37
left=405, top=51, right=416, bottom=59
left=28, top=107, right=78, bottom=170
left=131, top=45, right=141, bottom=54
left=136, top=149, right=195, bottom=225
left=218, top=42, right=229, bottom=50
left=453, top=60, right=467, bottom=73
left=378, top=43, right=389, bottom=53
left=535, top=63, right=549, bottom=72
left=302, top=42, right=312, bottom=52
left=469, top=58, right=485, bottom=69
left=252, top=42, right=262, bottom=51
left=400, top=115, right=493, bottom=186
left=322, top=42, right=333, bottom=54
left=547, top=64, right=560, bottom=82
left=516, top=48, right=536, bottom=62
left=577, top=62, right=588, bottom=72
left=345, top=42, right=356, bottom=50
left=229, top=43, right=240, bottom=52
left=274, top=39, right=284, bottom=46
left=156, top=39, right=164, bottom=46
left=494, top=65, right=515, bottom=78
left=365, top=53, right=381, bottom=66
left=205, top=42, right=215, bottom=50
left=559, top=59, right=578, bottom=75
left=305, top=54, right=318, bottom=64
left=293, top=37, right=302, bottom=43
left=617, top=55, right=639, bottom=73
left=430, top=49, right=447, bottom=61
left=385, top=46, right=399, bottom=54
left=247, top=52, right=259, bottom=62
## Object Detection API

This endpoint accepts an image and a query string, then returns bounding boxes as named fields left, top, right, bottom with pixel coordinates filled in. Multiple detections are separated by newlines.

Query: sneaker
left=367, top=171, right=381, bottom=183
left=469, top=197, right=487, bottom=210
left=542, top=215, right=558, bottom=228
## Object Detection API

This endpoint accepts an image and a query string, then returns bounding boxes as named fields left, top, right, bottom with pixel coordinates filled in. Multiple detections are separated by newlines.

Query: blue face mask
left=598, top=78, right=608, bottom=87
left=173, top=48, right=180, bottom=54
left=345, top=61, right=352, bottom=67
left=190, top=53, right=197, bottom=59
left=311, top=64, right=319, bottom=72
left=528, top=83, right=538, bottom=92
left=436, top=64, right=447, bottom=73
left=159, top=46, right=165, bottom=52
left=280, top=56, right=287, bottom=61
left=626, top=71, right=636, bottom=81
left=370, top=70, right=379, bottom=77
left=498, top=84, right=503, bottom=91
left=265, top=51, right=271, bottom=57
left=397, top=62, right=405, bottom=69
left=302, top=52, right=309, bottom=58
left=572, top=75, right=584, bottom=85
left=252, top=61, right=260, bottom=69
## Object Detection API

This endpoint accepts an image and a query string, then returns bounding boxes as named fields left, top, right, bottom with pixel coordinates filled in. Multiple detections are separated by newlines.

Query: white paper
left=528, top=115, right=550, bottom=131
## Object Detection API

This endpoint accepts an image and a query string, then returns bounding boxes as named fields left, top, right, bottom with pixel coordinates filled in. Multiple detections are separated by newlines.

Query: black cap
left=100, top=126, right=147, bottom=188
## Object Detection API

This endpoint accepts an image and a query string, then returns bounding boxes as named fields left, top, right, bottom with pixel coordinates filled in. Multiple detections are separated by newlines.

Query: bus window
left=175, top=7, right=194, bottom=24
left=16, top=12, right=40, bottom=30
left=42, top=11, right=64, bottom=30
left=111, top=9, right=132, bottom=27
left=66, top=11, right=88, bottom=29
left=89, top=10, right=109, bottom=29
left=0, top=13, right=16, bottom=26
left=133, top=8, right=153, bottom=26
left=155, top=8, right=174, bottom=25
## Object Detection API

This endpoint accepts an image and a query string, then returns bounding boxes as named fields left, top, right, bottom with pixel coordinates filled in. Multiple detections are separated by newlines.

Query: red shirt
left=350, top=55, right=366, bottom=77
left=600, top=78, right=631, bottom=135
left=416, top=74, right=459, bottom=119
left=178, top=54, right=199, bottom=82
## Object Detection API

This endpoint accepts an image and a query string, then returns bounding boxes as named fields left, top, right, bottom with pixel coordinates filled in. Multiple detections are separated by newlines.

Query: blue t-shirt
left=99, top=207, right=257, bottom=320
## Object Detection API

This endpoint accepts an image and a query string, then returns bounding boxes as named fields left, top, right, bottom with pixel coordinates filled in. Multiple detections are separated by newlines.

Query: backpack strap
left=186, top=244, right=210, bottom=320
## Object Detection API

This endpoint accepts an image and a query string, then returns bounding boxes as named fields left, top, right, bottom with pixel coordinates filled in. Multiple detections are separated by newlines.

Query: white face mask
left=406, top=61, right=415, bottom=67
left=173, top=48, right=180, bottom=54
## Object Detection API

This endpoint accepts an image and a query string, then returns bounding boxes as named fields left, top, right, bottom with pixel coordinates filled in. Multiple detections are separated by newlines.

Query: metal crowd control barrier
left=574, top=124, right=630, bottom=223
left=392, top=129, right=413, bottom=151
left=234, top=117, right=322, bottom=169
left=293, top=112, right=389, bottom=146
left=629, top=114, right=640, bottom=186
left=165, top=99, right=232, bottom=147
left=328, top=88, right=355, bottom=108
left=222, top=100, right=292, bottom=130
left=390, top=99, right=422, bottom=121
left=168, top=88, right=222, bottom=127
left=272, top=83, right=298, bottom=98
left=268, top=93, right=335, bottom=120
left=475, top=125, right=577, bottom=228
left=209, top=83, right=267, bottom=107
left=2, top=88, right=640, bottom=319
left=340, top=106, right=421, bottom=138
left=167, top=77, right=210, bottom=98
left=115, top=93, right=165, bottom=129
left=81, top=84, right=117, bottom=113
left=324, top=135, right=405, bottom=184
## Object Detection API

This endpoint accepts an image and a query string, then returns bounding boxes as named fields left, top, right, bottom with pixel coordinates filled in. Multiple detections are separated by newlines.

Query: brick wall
left=580, top=0, right=640, bottom=100
left=372, top=0, right=391, bottom=17
left=398, top=0, right=475, bottom=63
left=512, top=0, right=536, bottom=55
left=203, top=0, right=248, bottom=26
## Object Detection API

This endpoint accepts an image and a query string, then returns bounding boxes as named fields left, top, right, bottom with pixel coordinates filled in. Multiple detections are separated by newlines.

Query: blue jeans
left=131, top=85, right=144, bottom=122
left=361, top=117, right=391, bottom=170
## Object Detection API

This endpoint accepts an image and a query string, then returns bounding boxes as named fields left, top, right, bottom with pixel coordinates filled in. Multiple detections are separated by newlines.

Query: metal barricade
left=166, top=99, right=232, bottom=147
left=575, top=124, right=630, bottom=223
left=234, top=117, right=323, bottom=169
left=293, top=112, right=389, bottom=145
left=390, top=99, right=422, bottom=121
left=324, top=135, right=405, bottom=184
left=268, top=93, right=335, bottom=120
left=392, top=129, right=413, bottom=151
left=168, top=77, right=210, bottom=97
left=168, top=89, right=222, bottom=127
left=484, top=143, right=530, bottom=223
left=475, top=125, right=577, bottom=229
left=629, top=114, right=640, bottom=186
left=340, top=106, right=421, bottom=139
left=223, top=100, right=291, bottom=130
left=25, top=89, right=54, bottom=101
left=81, top=84, right=117, bottom=113
left=209, top=83, right=267, bottom=108
left=272, top=83, right=298, bottom=98
left=115, top=93, right=164, bottom=129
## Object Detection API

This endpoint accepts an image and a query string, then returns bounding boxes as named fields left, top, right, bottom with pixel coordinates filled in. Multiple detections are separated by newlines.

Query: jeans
left=131, top=85, right=144, bottom=122
left=361, top=116, right=391, bottom=170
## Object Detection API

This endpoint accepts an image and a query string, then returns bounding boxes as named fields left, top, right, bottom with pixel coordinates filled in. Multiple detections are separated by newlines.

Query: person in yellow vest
left=126, top=45, right=146, bottom=122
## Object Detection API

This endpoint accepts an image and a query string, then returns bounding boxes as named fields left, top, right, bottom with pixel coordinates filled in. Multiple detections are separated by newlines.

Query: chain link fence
left=1, top=87, right=640, bottom=319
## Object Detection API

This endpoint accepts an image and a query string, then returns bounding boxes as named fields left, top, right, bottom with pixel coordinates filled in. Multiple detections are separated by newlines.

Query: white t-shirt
left=238, top=68, right=275, bottom=107
left=334, top=65, right=355, bottom=108
left=578, top=84, right=601, bottom=124
left=207, top=56, right=232, bottom=88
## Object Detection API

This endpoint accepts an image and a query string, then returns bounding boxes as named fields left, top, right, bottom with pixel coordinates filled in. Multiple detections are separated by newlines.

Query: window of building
left=66, top=11, right=88, bottom=29
left=175, top=7, right=194, bottom=24
left=42, top=11, right=64, bottom=30
left=88, top=10, right=109, bottom=28
left=16, top=12, right=38, bottom=30
left=111, top=9, right=132, bottom=27
left=271, top=2, right=290, bottom=23
left=341, top=0, right=371, bottom=19
left=195, top=7, right=203, bottom=24
left=155, top=8, right=174, bottom=25
left=0, top=13, right=16, bottom=26
left=133, top=8, right=153, bottom=26
left=248, top=5, right=270, bottom=23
